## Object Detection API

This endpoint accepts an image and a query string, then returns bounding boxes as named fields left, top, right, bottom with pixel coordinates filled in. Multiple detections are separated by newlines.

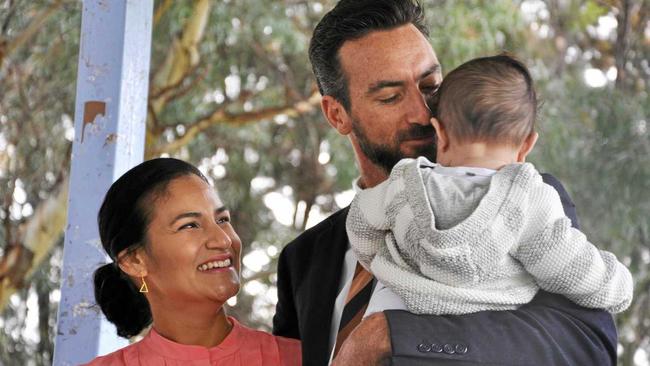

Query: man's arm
left=541, top=173, right=579, bottom=229
left=336, top=295, right=617, bottom=366
left=338, top=174, right=618, bottom=365
left=386, top=293, right=616, bottom=365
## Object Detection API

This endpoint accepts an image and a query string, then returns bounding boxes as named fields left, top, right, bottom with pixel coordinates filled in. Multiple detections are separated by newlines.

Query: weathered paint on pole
left=53, top=1, right=153, bottom=364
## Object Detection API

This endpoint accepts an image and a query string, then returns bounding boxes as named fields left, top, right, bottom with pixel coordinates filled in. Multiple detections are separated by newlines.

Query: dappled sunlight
left=1, top=0, right=648, bottom=364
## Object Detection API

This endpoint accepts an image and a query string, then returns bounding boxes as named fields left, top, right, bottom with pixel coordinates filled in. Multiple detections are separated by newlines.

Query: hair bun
left=93, top=264, right=152, bottom=338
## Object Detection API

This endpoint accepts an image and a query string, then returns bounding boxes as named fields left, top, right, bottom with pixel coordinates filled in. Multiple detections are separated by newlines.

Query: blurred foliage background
left=0, top=0, right=648, bottom=365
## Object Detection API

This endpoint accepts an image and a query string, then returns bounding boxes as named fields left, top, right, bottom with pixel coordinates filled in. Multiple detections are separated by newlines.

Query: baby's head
left=431, top=54, right=539, bottom=169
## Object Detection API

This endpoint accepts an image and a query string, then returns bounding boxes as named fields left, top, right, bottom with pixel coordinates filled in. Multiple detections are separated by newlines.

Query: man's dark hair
left=309, top=0, right=428, bottom=111
left=437, top=53, right=538, bottom=146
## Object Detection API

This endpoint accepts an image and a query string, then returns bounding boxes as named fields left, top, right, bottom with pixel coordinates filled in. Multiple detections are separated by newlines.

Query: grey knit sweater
left=346, top=157, right=633, bottom=315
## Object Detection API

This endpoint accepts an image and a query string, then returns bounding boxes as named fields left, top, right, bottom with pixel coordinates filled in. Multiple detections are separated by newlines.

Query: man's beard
left=351, top=118, right=437, bottom=174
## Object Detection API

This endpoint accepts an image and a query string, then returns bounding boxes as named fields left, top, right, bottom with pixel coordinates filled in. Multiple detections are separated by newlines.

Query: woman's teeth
left=198, top=258, right=231, bottom=271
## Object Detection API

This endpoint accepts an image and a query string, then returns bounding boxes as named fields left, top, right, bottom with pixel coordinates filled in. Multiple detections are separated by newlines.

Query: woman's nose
left=205, top=223, right=232, bottom=249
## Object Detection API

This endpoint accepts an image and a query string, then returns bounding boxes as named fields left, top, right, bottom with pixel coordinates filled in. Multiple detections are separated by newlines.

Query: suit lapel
left=302, top=207, right=350, bottom=365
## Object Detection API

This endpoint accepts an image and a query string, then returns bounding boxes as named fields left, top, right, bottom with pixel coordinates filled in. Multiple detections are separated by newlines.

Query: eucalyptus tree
left=0, top=0, right=648, bottom=364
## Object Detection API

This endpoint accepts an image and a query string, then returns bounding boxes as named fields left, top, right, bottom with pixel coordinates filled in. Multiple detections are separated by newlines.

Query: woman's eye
left=179, top=222, right=199, bottom=230
left=217, top=216, right=231, bottom=224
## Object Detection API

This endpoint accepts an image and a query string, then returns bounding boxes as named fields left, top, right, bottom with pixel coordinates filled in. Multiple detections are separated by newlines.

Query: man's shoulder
left=538, top=171, right=569, bottom=196
left=537, top=171, right=579, bottom=228
left=282, top=206, right=350, bottom=256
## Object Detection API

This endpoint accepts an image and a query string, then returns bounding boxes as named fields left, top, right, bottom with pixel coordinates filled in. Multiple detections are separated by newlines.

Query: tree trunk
left=37, top=275, right=52, bottom=364
left=0, top=177, right=68, bottom=311
left=614, top=0, right=633, bottom=90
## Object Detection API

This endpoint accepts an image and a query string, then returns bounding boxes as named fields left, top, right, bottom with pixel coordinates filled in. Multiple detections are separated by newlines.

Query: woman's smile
left=197, top=256, right=234, bottom=272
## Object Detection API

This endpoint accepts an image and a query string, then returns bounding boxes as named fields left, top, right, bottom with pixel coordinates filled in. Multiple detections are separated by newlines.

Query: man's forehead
left=338, top=25, right=439, bottom=88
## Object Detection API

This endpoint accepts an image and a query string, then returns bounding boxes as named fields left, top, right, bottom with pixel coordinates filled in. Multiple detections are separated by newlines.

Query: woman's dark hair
left=94, top=158, right=208, bottom=338
left=309, top=0, right=428, bottom=111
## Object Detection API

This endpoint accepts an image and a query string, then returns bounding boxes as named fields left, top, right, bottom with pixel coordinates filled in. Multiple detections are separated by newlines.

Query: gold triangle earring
left=139, top=276, right=149, bottom=293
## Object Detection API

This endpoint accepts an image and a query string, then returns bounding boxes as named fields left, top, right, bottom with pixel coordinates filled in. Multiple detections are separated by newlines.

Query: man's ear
left=116, top=247, right=148, bottom=278
left=430, top=117, right=449, bottom=152
left=321, top=95, right=352, bottom=135
left=517, top=132, right=539, bottom=162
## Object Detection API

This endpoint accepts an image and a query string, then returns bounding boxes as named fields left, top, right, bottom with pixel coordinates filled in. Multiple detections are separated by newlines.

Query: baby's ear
left=517, top=132, right=539, bottom=162
left=430, top=117, right=449, bottom=151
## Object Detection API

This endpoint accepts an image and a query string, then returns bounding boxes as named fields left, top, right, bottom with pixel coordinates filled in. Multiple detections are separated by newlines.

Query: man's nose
left=406, top=88, right=432, bottom=125
left=205, top=223, right=232, bottom=249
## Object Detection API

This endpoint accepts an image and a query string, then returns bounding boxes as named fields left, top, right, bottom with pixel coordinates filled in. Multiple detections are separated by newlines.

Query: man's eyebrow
left=366, top=80, right=405, bottom=95
left=419, top=64, right=441, bottom=81
left=366, top=64, right=441, bottom=96
left=215, top=206, right=227, bottom=214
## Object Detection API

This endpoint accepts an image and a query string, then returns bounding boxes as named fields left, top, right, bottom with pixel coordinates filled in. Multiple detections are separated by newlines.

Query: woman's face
left=141, top=174, right=242, bottom=307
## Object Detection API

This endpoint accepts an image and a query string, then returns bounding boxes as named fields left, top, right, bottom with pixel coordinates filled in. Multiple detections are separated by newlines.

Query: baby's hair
left=437, top=53, right=537, bottom=146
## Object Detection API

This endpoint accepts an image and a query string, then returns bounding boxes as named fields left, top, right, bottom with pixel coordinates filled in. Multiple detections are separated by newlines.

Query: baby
left=346, top=54, right=633, bottom=315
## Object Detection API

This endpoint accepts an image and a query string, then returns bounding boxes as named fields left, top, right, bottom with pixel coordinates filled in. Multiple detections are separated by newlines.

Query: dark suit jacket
left=273, top=174, right=617, bottom=366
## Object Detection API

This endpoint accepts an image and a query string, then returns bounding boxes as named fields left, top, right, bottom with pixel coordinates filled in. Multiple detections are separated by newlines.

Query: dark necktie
left=333, top=262, right=375, bottom=357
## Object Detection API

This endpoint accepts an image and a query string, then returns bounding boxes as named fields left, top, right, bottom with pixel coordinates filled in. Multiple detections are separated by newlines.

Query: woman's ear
left=321, top=95, right=352, bottom=135
left=430, top=117, right=449, bottom=152
left=117, top=248, right=148, bottom=278
left=517, top=132, right=539, bottom=162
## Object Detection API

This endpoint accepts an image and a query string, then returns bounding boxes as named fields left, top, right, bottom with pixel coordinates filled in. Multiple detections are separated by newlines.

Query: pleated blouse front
left=84, top=317, right=301, bottom=366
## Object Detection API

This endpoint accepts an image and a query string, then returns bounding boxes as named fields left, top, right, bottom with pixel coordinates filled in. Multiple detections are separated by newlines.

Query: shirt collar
left=142, top=316, right=242, bottom=360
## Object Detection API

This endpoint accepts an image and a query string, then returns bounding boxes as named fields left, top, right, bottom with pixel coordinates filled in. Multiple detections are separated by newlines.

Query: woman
left=85, top=158, right=301, bottom=365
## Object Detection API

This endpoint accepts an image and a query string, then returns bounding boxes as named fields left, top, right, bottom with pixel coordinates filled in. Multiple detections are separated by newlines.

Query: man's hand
left=332, top=312, right=391, bottom=366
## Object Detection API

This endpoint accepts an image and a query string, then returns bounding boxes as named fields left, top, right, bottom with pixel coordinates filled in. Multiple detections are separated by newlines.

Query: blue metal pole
left=53, top=1, right=153, bottom=364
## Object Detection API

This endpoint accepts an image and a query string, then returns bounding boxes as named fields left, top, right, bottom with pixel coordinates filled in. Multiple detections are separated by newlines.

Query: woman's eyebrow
left=169, top=212, right=201, bottom=226
left=168, top=206, right=227, bottom=225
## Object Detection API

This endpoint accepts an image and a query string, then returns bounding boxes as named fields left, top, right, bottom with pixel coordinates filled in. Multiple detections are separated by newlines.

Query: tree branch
left=250, top=38, right=303, bottom=102
left=149, top=61, right=202, bottom=100
left=0, top=0, right=63, bottom=68
left=150, top=90, right=321, bottom=157
left=0, top=176, right=68, bottom=311
left=2, top=176, right=16, bottom=246
left=614, top=0, right=634, bottom=89
left=147, top=0, right=212, bottom=153
left=153, top=0, right=173, bottom=27
left=1, top=0, right=17, bottom=35
left=151, top=0, right=210, bottom=92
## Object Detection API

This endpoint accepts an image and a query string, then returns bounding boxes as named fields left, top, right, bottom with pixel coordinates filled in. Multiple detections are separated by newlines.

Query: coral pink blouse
left=83, top=317, right=301, bottom=366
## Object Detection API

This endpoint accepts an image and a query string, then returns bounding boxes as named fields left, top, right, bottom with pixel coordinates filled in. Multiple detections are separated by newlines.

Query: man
left=272, top=1, right=618, bottom=365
